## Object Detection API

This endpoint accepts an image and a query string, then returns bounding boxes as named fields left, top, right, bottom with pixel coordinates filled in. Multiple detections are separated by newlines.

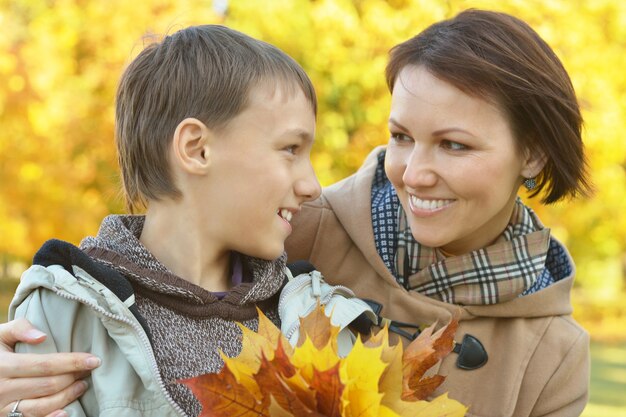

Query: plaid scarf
left=394, top=198, right=550, bottom=305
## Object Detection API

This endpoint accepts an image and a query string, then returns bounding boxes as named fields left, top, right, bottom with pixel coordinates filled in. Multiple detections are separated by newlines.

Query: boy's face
left=201, top=83, right=321, bottom=260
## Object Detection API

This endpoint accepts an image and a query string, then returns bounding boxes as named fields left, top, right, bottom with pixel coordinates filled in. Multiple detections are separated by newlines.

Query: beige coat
left=286, top=147, right=589, bottom=417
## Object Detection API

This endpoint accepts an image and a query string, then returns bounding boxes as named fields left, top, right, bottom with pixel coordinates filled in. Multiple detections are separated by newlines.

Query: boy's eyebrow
left=286, top=128, right=314, bottom=142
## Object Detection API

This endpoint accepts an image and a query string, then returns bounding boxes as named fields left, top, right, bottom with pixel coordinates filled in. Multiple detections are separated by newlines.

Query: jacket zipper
left=278, top=273, right=359, bottom=317
left=278, top=275, right=311, bottom=314
left=279, top=271, right=361, bottom=340
left=283, top=302, right=318, bottom=341
left=52, top=287, right=188, bottom=417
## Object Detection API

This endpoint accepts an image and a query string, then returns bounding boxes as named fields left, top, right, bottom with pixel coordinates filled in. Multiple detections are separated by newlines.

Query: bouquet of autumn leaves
left=180, top=306, right=467, bottom=417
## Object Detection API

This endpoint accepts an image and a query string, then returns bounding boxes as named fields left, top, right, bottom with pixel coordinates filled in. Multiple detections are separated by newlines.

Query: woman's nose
left=402, top=146, right=438, bottom=188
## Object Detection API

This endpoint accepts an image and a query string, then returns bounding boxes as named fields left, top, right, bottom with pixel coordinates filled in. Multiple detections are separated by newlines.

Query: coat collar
left=323, top=147, right=397, bottom=285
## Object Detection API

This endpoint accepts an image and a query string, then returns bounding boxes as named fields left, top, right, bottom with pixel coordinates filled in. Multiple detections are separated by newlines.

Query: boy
left=7, top=24, right=321, bottom=417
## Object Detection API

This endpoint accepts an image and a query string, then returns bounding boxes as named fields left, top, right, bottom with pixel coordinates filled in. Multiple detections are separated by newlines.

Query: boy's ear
left=172, top=118, right=212, bottom=174
left=521, top=147, right=547, bottom=179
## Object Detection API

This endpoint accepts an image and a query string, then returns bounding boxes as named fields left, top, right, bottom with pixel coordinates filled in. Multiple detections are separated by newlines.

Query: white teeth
left=410, top=196, right=452, bottom=210
left=279, top=209, right=293, bottom=223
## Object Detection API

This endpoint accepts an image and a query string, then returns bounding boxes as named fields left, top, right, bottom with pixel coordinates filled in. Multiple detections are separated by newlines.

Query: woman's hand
left=0, top=319, right=100, bottom=417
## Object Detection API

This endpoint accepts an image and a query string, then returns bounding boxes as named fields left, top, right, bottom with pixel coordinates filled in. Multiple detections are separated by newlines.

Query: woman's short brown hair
left=386, top=9, right=591, bottom=204
left=116, top=25, right=317, bottom=212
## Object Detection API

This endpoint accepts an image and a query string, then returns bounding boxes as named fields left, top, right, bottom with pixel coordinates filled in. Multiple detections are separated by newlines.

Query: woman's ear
left=172, top=118, right=212, bottom=174
left=521, top=148, right=547, bottom=179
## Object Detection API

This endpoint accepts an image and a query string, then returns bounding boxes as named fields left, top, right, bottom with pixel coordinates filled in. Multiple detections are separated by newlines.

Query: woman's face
left=385, top=65, right=541, bottom=255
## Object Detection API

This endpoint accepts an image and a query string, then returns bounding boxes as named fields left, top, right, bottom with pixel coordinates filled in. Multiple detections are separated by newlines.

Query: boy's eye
left=283, top=144, right=299, bottom=154
left=441, top=140, right=468, bottom=151
left=390, top=132, right=413, bottom=143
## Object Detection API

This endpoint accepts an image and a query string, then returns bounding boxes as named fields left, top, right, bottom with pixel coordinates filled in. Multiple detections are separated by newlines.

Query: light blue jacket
left=9, top=240, right=186, bottom=417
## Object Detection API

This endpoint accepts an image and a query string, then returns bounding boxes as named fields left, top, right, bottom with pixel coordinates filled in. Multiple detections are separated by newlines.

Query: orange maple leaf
left=253, top=339, right=319, bottom=415
left=296, top=301, right=340, bottom=350
left=310, top=362, right=344, bottom=417
left=179, top=364, right=268, bottom=417
left=402, top=314, right=459, bottom=401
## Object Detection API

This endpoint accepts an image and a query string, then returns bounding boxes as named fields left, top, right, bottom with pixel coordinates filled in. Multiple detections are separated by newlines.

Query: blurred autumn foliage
left=1, top=0, right=625, bottom=338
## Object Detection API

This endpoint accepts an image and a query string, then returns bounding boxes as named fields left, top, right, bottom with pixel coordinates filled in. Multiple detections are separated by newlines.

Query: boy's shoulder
left=32, top=239, right=135, bottom=300
left=34, top=238, right=94, bottom=272
left=16, top=238, right=151, bottom=336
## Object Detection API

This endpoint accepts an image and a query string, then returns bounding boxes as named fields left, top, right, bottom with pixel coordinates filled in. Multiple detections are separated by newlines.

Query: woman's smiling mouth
left=408, top=195, right=454, bottom=213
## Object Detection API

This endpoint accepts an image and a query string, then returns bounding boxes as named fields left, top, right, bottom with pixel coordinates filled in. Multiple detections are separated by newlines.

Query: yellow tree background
left=1, top=0, right=625, bottom=338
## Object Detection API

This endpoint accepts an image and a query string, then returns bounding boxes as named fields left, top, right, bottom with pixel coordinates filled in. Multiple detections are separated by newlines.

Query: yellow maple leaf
left=391, top=394, right=468, bottom=417
left=378, top=340, right=405, bottom=406
left=225, top=308, right=292, bottom=374
left=220, top=309, right=289, bottom=398
left=342, top=386, right=384, bottom=417
left=341, top=337, right=387, bottom=392
left=291, top=336, right=340, bottom=380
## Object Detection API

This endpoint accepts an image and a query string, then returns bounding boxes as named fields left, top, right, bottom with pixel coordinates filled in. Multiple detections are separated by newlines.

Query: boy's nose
left=296, top=163, right=322, bottom=202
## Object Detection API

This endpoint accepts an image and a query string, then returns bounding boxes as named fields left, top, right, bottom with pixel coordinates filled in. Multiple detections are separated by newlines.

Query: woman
left=1, top=9, right=590, bottom=417
left=286, top=9, right=590, bottom=417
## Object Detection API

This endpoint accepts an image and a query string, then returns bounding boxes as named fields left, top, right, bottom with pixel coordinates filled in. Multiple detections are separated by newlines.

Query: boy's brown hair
left=386, top=9, right=592, bottom=204
left=116, top=25, right=317, bottom=212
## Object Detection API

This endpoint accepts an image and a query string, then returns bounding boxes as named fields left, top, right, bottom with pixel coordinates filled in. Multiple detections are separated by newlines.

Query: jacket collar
left=79, top=214, right=286, bottom=308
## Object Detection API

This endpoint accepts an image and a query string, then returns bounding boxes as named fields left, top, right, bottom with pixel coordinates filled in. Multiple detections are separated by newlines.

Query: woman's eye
left=390, top=132, right=412, bottom=143
left=442, top=140, right=468, bottom=151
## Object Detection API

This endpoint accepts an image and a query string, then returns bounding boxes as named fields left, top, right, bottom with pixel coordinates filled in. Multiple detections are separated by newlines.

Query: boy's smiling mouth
left=278, top=208, right=294, bottom=223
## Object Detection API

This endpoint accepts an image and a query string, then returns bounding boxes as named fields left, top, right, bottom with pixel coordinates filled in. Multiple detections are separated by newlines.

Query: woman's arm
left=530, top=329, right=590, bottom=417
left=0, top=318, right=99, bottom=417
